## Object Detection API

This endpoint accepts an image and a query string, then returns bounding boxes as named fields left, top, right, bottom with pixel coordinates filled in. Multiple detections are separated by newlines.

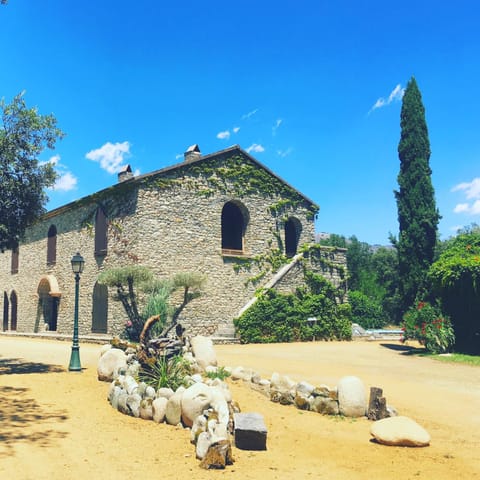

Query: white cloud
left=246, top=143, right=265, bottom=154
left=175, top=153, right=183, bottom=160
left=241, top=108, right=258, bottom=120
left=454, top=203, right=470, bottom=213
left=272, top=118, right=282, bottom=136
left=452, top=178, right=480, bottom=199
left=216, top=130, right=230, bottom=140
left=369, top=84, right=405, bottom=113
left=452, top=177, right=480, bottom=215
left=43, top=155, right=78, bottom=192
left=52, top=172, right=77, bottom=191
left=233, top=127, right=240, bottom=134
left=85, top=141, right=131, bottom=174
left=277, top=147, right=293, bottom=158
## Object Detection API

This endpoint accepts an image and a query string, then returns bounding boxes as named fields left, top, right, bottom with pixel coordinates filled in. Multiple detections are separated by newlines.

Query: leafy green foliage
left=429, top=227, right=480, bottom=353
left=204, top=366, right=231, bottom=380
left=348, top=290, right=386, bottom=329
left=0, top=92, right=64, bottom=251
left=234, top=273, right=352, bottom=343
left=138, top=355, right=192, bottom=391
left=394, top=77, right=440, bottom=313
left=401, top=301, right=455, bottom=354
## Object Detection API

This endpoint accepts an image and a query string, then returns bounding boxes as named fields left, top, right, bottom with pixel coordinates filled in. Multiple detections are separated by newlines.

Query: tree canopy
left=0, top=92, right=64, bottom=251
left=394, top=77, right=440, bottom=313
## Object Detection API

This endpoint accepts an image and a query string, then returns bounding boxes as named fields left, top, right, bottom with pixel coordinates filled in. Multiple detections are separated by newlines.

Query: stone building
left=0, top=145, right=346, bottom=339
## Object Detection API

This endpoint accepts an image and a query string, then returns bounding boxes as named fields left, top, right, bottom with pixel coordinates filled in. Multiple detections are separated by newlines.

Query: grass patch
left=430, top=353, right=480, bottom=366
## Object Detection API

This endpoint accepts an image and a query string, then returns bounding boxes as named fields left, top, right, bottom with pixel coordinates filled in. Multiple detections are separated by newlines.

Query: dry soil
left=0, top=335, right=479, bottom=480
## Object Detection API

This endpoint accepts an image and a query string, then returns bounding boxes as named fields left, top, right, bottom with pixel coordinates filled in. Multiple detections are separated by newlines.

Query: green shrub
left=138, top=355, right=191, bottom=391
left=204, top=366, right=231, bottom=380
left=401, top=301, right=455, bottom=354
left=348, top=290, right=386, bottom=329
left=234, top=276, right=352, bottom=344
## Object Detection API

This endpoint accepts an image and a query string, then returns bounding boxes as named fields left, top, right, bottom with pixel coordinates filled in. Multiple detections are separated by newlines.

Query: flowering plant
left=401, top=301, right=455, bottom=354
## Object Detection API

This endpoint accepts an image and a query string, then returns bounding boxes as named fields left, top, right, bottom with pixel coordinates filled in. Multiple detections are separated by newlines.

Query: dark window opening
left=10, top=291, right=17, bottom=331
left=285, top=217, right=301, bottom=257
left=221, top=202, right=246, bottom=252
left=3, top=292, right=9, bottom=331
left=95, top=207, right=108, bottom=256
left=92, top=282, right=108, bottom=333
left=11, top=247, right=19, bottom=274
left=47, top=225, right=57, bottom=265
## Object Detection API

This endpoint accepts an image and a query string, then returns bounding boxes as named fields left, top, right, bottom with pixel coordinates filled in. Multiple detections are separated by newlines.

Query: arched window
left=92, top=282, right=108, bottom=333
left=221, top=201, right=247, bottom=253
left=11, top=247, right=19, bottom=274
left=3, top=292, right=9, bottom=331
left=47, top=225, right=57, bottom=265
left=10, top=291, right=17, bottom=331
left=285, top=217, right=302, bottom=257
left=95, top=207, right=108, bottom=256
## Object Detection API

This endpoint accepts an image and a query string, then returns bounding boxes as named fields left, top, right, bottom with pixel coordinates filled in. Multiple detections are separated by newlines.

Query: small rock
left=157, top=387, right=174, bottom=399
left=165, top=388, right=184, bottom=425
left=199, top=440, right=234, bottom=469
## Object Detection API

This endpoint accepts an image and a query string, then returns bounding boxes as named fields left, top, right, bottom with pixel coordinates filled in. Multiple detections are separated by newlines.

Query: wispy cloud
left=272, top=118, right=282, bottom=136
left=241, top=108, right=258, bottom=120
left=216, top=130, right=231, bottom=140
left=277, top=147, right=293, bottom=158
left=42, top=155, right=78, bottom=192
left=246, top=143, right=265, bottom=154
left=233, top=127, right=240, bottom=133
left=452, top=178, right=480, bottom=215
left=369, top=84, right=405, bottom=114
left=85, top=141, right=131, bottom=174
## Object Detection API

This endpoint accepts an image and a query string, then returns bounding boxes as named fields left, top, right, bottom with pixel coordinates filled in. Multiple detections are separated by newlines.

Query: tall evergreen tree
left=394, top=77, right=440, bottom=313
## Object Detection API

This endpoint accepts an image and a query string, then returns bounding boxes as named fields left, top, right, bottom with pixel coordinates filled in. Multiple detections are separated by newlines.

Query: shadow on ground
left=0, top=385, right=69, bottom=457
left=380, top=343, right=425, bottom=355
left=0, top=357, right=64, bottom=375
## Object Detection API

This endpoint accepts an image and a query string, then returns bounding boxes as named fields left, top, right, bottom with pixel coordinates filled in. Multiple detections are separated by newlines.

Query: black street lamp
left=69, top=252, right=85, bottom=372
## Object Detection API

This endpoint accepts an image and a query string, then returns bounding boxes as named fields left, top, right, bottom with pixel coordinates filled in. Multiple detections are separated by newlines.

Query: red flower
left=417, top=301, right=426, bottom=310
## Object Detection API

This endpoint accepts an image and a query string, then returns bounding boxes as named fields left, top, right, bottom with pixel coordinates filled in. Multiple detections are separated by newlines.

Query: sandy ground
left=0, top=335, right=479, bottom=480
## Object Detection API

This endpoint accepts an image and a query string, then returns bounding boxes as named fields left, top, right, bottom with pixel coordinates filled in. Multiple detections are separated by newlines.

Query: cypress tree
left=394, top=77, right=440, bottom=313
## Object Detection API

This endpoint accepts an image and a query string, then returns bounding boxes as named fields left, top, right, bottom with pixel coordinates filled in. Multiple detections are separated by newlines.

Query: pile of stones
left=98, top=335, right=431, bottom=467
left=98, top=335, right=245, bottom=469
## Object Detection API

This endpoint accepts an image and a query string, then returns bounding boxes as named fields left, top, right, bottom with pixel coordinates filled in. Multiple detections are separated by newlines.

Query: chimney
left=184, top=144, right=201, bottom=163
left=118, top=164, right=133, bottom=182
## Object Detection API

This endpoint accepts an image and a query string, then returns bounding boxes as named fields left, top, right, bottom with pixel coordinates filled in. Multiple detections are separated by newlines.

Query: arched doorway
left=92, top=282, right=108, bottom=333
left=285, top=217, right=302, bottom=257
left=3, top=292, right=9, bottom=331
left=10, top=291, right=17, bottom=331
left=37, top=276, right=61, bottom=332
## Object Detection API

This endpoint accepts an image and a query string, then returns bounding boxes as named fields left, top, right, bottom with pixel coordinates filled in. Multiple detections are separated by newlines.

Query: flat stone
left=234, top=412, right=267, bottom=451
left=370, top=416, right=431, bottom=447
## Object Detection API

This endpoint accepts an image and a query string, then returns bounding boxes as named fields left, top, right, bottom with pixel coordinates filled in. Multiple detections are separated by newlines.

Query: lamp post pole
left=69, top=252, right=84, bottom=372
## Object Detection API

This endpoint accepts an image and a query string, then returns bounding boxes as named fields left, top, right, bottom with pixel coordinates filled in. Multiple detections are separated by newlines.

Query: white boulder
left=191, top=336, right=217, bottom=370
left=181, top=383, right=213, bottom=428
left=337, top=376, right=367, bottom=417
left=97, top=348, right=127, bottom=382
left=152, top=397, right=168, bottom=423
left=370, top=416, right=431, bottom=447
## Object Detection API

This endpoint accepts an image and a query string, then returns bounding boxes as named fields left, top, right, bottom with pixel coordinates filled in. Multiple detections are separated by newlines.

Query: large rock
left=152, top=397, right=168, bottom=423
left=191, top=336, right=217, bottom=370
left=370, top=416, right=431, bottom=447
left=165, top=387, right=185, bottom=425
left=310, top=396, right=339, bottom=415
left=337, top=376, right=367, bottom=417
left=234, top=412, right=267, bottom=451
left=181, top=383, right=213, bottom=427
left=97, top=348, right=127, bottom=382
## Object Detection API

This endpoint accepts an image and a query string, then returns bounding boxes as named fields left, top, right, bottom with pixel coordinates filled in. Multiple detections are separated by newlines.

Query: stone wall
left=0, top=148, right=344, bottom=338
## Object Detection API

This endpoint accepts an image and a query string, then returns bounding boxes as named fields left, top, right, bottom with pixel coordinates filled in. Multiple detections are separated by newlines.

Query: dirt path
left=1, top=335, right=479, bottom=479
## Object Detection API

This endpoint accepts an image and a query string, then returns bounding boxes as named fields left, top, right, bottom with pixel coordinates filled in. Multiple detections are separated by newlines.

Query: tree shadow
left=0, top=386, right=69, bottom=457
left=0, top=358, right=65, bottom=374
left=380, top=343, right=426, bottom=356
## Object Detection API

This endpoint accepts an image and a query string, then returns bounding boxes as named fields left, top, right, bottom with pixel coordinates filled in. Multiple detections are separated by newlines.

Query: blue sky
left=1, top=1, right=479, bottom=245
